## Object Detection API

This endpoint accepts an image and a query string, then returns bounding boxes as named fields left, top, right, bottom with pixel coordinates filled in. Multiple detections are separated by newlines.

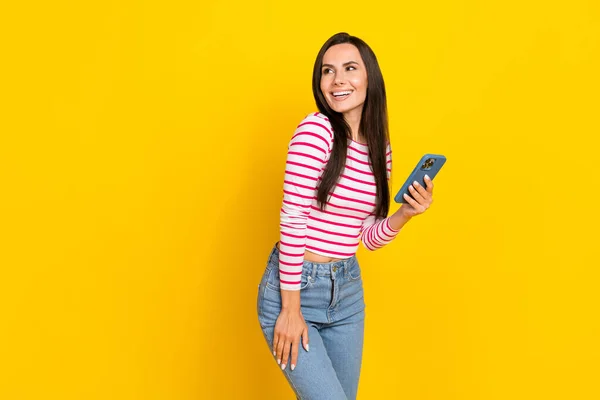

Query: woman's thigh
left=319, top=308, right=365, bottom=400
left=319, top=256, right=366, bottom=400
left=258, top=322, right=348, bottom=400
left=257, top=264, right=348, bottom=399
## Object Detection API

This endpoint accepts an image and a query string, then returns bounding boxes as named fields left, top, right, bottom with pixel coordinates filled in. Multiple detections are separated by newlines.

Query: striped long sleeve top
left=278, top=112, right=401, bottom=291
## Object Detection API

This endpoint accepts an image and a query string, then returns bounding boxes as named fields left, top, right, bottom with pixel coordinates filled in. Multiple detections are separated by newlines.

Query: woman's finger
left=412, top=181, right=434, bottom=207
left=275, top=332, right=285, bottom=365
left=402, top=192, right=418, bottom=208
left=272, top=332, right=279, bottom=359
left=403, top=192, right=424, bottom=213
left=281, top=338, right=292, bottom=370
left=424, top=175, right=434, bottom=193
left=408, top=184, right=426, bottom=203
left=290, top=338, right=299, bottom=371
left=412, top=181, right=429, bottom=198
left=303, top=326, right=310, bottom=352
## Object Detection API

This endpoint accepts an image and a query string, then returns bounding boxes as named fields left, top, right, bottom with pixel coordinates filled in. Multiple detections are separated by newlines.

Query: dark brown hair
left=312, top=32, right=391, bottom=219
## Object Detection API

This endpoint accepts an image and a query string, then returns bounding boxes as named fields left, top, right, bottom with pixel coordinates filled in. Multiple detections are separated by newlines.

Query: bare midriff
left=276, top=242, right=344, bottom=263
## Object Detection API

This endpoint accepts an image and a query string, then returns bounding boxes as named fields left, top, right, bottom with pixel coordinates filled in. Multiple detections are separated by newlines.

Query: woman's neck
left=344, top=108, right=365, bottom=143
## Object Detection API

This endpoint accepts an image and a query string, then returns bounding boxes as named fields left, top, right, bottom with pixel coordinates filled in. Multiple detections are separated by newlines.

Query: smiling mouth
left=331, top=90, right=353, bottom=101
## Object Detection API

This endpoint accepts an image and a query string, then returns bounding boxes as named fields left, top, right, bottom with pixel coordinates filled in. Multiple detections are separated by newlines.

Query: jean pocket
left=265, top=267, right=312, bottom=292
left=348, top=263, right=362, bottom=281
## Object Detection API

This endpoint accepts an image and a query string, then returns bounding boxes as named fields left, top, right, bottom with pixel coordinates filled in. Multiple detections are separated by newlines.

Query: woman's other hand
left=400, top=174, right=434, bottom=218
left=273, top=307, right=309, bottom=371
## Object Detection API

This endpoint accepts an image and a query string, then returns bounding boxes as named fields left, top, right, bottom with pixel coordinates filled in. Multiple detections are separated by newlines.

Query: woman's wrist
left=280, top=289, right=301, bottom=311
left=388, top=207, right=412, bottom=231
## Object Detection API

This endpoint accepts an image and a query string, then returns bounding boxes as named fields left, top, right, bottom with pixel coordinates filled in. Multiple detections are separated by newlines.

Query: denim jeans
left=256, top=242, right=366, bottom=400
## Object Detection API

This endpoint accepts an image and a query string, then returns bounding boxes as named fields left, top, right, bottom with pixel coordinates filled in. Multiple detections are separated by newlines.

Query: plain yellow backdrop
left=1, top=1, right=599, bottom=399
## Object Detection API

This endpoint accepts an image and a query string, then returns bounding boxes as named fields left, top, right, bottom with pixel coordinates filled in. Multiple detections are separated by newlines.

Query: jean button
left=332, top=266, right=338, bottom=272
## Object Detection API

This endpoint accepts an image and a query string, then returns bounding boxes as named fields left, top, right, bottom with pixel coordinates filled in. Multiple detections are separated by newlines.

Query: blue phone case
left=394, top=154, right=446, bottom=203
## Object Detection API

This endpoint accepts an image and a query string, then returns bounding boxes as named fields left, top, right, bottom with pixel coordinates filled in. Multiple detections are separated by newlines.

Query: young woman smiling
left=256, top=32, right=435, bottom=399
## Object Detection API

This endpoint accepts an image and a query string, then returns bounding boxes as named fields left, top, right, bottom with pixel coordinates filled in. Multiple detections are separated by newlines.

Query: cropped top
left=278, top=112, right=401, bottom=291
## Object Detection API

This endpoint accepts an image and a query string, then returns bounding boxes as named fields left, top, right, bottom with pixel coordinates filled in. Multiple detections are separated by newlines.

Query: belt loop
left=311, top=263, right=317, bottom=280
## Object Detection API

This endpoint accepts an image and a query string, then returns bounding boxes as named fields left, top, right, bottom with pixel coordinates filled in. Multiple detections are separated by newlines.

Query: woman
left=256, top=32, right=434, bottom=399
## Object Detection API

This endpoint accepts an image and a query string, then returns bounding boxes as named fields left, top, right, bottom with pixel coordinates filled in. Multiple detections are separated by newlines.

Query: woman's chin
left=336, top=105, right=362, bottom=116
left=329, top=104, right=352, bottom=114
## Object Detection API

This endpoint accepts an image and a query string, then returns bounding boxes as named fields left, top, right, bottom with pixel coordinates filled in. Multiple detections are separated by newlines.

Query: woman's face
left=320, top=43, right=368, bottom=118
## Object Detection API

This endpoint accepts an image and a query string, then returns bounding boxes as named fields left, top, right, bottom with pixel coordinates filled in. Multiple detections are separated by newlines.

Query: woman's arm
left=273, top=113, right=332, bottom=371
left=278, top=113, right=333, bottom=292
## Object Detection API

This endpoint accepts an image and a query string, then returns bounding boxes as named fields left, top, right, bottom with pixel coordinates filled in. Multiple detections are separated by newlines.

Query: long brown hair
left=312, top=32, right=391, bottom=219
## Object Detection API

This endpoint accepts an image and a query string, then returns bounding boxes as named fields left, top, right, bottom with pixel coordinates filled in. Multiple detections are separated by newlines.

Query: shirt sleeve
left=278, top=114, right=334, bottom=291
left=360, top=142, right=401, bottom=250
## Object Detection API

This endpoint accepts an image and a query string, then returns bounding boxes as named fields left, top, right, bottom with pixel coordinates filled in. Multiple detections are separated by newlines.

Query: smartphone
left=394, top=154, right=446, bottom=203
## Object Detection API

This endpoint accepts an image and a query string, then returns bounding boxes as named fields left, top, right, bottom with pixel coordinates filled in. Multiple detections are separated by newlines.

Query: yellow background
left=1, top=1, right=599, bottom=399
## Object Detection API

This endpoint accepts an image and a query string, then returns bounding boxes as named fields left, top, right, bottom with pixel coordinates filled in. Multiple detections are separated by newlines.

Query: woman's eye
left=322, top=66, right=356, bottom=74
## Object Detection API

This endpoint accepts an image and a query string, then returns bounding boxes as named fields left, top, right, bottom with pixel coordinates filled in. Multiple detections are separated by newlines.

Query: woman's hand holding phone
left=395, top=174, right=434, bottom=219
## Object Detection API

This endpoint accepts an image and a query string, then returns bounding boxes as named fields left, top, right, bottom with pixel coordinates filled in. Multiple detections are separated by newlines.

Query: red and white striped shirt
left=278, top=112, right=400, bottom=291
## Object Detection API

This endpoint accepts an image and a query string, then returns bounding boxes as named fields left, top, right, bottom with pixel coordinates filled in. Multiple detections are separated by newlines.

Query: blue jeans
left=256, top=242, right=366, bottom=400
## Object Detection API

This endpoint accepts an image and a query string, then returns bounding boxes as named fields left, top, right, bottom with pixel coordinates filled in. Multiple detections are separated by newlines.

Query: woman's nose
left=334, top=72, right=346, bottom=85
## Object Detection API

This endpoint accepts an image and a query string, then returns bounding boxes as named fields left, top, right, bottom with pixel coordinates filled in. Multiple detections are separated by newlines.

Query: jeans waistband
left=268, top=241, right=357, bottom=279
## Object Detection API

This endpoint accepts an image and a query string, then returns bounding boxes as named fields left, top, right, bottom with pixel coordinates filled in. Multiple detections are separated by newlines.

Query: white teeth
left=333, top=91, right=352, bottom=97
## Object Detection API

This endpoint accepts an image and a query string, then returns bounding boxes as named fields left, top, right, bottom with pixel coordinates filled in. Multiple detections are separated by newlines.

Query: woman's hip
left=258, top=242, right=366, bottom=325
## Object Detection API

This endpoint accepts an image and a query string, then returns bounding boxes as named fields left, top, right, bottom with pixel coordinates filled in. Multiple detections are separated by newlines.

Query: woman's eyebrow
left=322, top=61, right=359, bottom=68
